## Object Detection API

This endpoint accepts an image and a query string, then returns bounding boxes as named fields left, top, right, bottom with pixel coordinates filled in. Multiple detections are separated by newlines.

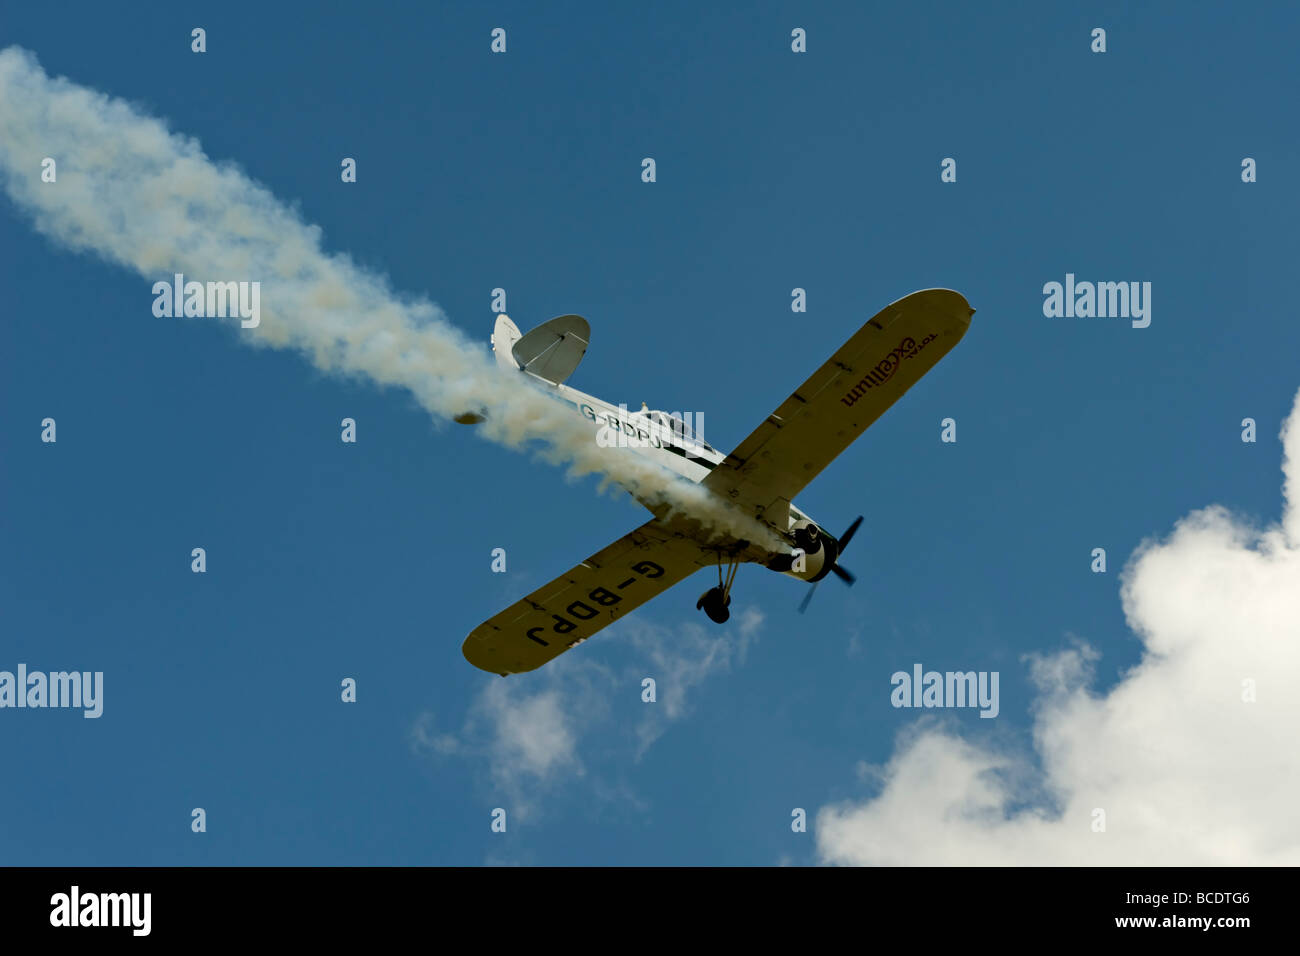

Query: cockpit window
left=640, top=409, right=715, bottom=453
left=644, top=410, right=689, bottom=437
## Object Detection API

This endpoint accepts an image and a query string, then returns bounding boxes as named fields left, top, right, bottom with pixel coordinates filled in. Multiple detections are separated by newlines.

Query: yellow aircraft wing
left=702, top=289, right=974, bottom=520
left=463, top=519, right=712, bottom=675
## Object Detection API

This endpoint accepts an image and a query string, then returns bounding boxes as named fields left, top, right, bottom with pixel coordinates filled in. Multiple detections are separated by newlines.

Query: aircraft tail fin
left=492, top=315, right=522, bottom=370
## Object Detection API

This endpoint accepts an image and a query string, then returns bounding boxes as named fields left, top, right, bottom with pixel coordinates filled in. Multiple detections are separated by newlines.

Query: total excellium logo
left=50, top=886, right=151, bottom=936
left=840, top=333, right=938, bottom=408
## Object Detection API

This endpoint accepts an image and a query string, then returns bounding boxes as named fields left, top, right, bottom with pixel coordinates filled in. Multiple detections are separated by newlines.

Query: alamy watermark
left=0, top=664, right=103, bottom=718
left=1042, top=273, right=1151, bottom=328
left=152, top=272, right=260, bottom=328
left=591, top=403, right=708, bottom=450
left=50, top=886, right=150, bottom=936
left=890, top=663, right=999, bottom=718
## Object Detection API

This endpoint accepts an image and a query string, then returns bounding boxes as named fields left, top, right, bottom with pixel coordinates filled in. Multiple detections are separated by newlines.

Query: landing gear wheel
left=696, top=586, right=732, bottom=624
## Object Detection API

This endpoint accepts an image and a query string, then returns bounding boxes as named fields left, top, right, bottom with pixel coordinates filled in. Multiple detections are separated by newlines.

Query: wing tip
left=462, top=632, right=540, bottom=677
left=901, top=288, right=976, bottom=332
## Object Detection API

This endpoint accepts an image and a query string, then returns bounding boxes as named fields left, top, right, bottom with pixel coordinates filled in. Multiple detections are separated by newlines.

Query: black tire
left=696, top=587, right=738, bottom=624
left=698, top=586, right=731, bottom=624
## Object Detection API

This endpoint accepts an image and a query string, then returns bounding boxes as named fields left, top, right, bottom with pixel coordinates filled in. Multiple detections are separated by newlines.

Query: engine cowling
left=769, top=521, right=840, bottom=582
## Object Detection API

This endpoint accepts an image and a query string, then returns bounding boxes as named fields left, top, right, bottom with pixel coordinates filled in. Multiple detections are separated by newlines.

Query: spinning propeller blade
left=797, top=515, right=863, bottom=613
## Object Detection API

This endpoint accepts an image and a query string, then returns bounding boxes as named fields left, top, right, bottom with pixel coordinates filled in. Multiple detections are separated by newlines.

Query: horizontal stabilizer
left=511, top=314, right=590, bottom=385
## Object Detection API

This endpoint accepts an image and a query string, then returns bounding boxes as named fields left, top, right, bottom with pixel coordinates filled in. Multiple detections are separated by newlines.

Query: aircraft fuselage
left=535, top=379, right=835, bottom=583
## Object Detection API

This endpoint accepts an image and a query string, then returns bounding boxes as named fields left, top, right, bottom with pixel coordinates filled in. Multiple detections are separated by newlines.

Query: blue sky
left=2, top=2, right=1298, bottom=865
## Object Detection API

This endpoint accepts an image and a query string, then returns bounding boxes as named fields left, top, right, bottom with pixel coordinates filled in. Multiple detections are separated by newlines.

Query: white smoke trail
left=0, top=46, right=782, bottom=551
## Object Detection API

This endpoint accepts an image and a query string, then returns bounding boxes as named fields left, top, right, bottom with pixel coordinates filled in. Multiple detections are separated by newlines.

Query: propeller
left=797, top=515, right=863, bottom=614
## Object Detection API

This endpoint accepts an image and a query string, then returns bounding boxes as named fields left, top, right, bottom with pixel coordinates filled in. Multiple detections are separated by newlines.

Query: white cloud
left=817, top=387, right=1300, bottom=865
left=626, top=606, right=762, bottom=755
left=413, top=607, right=761, bottom=814
left=412, top=662, right=606, bottom=819
left=478, top=683, right=583, bottom=783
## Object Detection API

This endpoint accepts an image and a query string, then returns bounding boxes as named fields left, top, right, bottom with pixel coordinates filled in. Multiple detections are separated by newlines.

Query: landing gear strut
left=697, top=555, right=739, bottom=624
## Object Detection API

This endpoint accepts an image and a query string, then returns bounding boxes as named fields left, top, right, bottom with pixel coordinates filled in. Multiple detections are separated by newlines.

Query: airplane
left=458, top=289, right=974, bottom=676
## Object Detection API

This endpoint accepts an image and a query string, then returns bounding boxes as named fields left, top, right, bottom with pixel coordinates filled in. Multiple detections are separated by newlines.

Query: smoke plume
left=0, top=47, right=780, bottom=550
